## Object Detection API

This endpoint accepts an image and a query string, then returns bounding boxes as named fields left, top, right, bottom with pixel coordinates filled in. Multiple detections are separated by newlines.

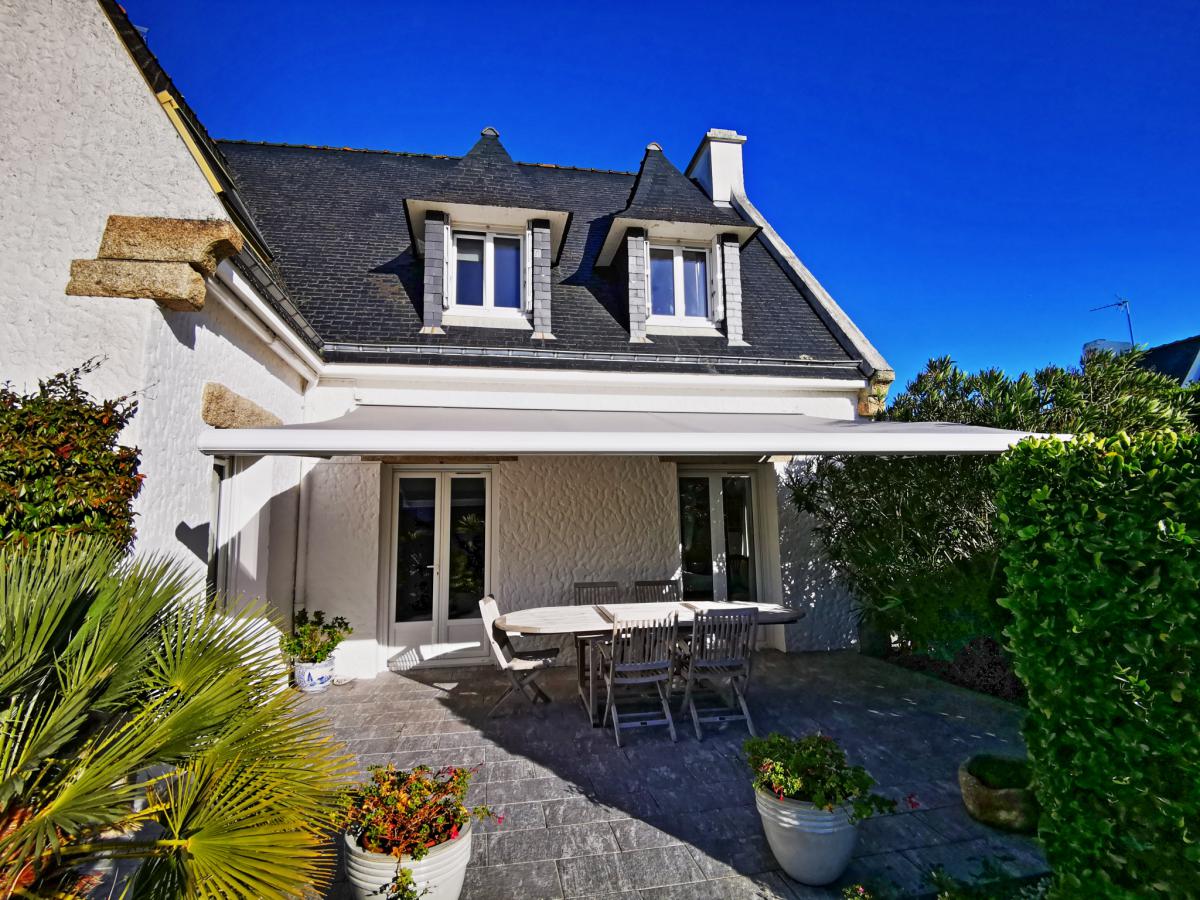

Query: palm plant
left=0, top=537, right=350, bottom=897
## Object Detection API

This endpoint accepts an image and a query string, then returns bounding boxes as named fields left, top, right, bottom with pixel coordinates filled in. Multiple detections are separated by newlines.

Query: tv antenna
left=1090, top=296, right=1135, bottom=346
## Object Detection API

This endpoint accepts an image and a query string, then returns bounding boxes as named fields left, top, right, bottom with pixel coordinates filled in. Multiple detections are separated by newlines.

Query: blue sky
left=124, top=0, right=1199, bottom=391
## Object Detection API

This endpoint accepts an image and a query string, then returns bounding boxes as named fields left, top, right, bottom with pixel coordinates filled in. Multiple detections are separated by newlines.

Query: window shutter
left=523, top=222, right=534, bottom=313
left=708, top=235, right=725, bottom=324
left=442, top=219, right=452, bottom=309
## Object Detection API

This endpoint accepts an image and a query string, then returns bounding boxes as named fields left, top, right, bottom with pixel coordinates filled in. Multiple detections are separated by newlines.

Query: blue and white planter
left=293, top=659, right=335, bottom=693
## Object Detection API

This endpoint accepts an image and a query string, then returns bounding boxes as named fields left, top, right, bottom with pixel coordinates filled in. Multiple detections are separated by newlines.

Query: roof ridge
left=215, top=138, right=635, bottom=175
left=1145, top=333, right=1200, bottom=352
left=215, top=138, right=460, bottom=160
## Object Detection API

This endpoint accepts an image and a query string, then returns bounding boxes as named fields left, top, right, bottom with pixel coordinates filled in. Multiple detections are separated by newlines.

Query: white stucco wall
left=0, top=1, right=305, bottom=620
left=774, top=459, right=859, bottom=650
left=492, top=456, right=680, bottom=610
left=0, top=0, right=227, bottom=403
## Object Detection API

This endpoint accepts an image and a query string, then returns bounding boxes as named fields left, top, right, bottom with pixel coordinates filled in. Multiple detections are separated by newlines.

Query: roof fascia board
left=215, top=260, right=325, bottom=374
left=730, top=192, right=894, bottom=383
left=321, top=362, right=866, bottom=394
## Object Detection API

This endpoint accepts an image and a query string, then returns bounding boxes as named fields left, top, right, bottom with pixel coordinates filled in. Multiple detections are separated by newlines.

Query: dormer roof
left=404, top=128, right=571, bottom=261
left=595, top=143, right=757, bottom=266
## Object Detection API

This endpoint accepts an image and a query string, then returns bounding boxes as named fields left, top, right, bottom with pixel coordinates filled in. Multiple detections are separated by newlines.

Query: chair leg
left=733, top=676, right=756, bottom=736
left=609, top=692, right=623, bottom=748
left=529, top=680, right=552, bottom=704
left=656, top=681, right=677, bottom=742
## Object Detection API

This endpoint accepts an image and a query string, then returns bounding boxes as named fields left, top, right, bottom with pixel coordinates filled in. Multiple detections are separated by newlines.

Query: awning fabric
left=198, top=405, right=1051, bottom=457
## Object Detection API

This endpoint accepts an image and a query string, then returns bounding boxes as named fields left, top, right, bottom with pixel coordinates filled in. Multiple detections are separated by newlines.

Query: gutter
left=207, top=271, right=319, bottom=386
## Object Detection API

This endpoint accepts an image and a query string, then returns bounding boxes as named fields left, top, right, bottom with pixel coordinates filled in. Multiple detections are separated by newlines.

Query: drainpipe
left=206, top=278, right=318, bottom=386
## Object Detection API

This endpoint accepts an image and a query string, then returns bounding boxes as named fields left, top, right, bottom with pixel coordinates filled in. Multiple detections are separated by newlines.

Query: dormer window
left=648, top=244, right=710, bottom=323
left=450, top=229, right=524, bottom=313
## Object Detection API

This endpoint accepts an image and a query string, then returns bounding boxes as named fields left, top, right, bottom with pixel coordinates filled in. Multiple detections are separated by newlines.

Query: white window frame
left=646, top=243, right=711, bottom=325
left=448, top=227, right=526, bottom=317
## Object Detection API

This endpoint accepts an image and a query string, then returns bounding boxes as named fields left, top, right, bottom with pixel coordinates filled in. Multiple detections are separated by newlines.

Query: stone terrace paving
left=303, top=651, right=1047, bottom=899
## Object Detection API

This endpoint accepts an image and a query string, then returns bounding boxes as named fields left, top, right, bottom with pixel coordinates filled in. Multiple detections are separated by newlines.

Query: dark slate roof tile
left=217, top=139, right=859, bottom=373
left=621, top=144, right=747, bottom=227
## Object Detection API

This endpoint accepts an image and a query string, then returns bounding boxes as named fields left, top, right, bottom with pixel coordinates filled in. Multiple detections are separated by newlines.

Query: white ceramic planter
left=293, top=659, right=334, bottom=693
left=344, top=819, right=472, bottom=900
left=755, top=789, right=858, bottom=885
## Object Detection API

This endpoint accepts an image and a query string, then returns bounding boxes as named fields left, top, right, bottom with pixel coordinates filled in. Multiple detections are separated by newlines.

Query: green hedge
left=0, top=363, right=142, bottom=550
left=996, top=432, right=1199, bottom=898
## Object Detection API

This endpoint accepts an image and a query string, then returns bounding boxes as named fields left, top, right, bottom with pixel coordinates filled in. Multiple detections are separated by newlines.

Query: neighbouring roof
left=1142, top=334, right=1200, bottom=384
left=218, top=138, right=863, bottom=378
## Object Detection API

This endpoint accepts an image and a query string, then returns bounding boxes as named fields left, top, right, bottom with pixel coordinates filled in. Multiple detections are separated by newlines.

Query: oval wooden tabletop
left=495, top=601, right=802, bottom=635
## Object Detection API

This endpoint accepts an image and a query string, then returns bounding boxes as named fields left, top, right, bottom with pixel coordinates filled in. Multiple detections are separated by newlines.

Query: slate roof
left=412, top=128, right=560, bottom=211
left=218, top=138, right=864, bottom=378
left=1142, top=334, right=1200, bottom=383
left=621, top=144, right=747, bottom=227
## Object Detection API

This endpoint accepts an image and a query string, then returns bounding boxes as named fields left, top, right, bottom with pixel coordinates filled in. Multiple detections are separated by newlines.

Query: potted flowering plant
left=340, top=764, right=497, bottom=900
left=279, top=609, right=352, bottom=693
left=746, top=733, right=894, bottom=885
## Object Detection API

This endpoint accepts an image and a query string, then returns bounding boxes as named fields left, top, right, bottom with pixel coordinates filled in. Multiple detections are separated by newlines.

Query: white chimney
left=686, top=128, right=747, bottom=204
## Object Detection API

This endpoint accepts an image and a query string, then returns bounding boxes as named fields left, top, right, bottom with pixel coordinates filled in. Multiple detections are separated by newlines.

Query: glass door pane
left=679, top=476, right=714, bottom=600
left=394, top=477, right=437, bottom=622
left=446, top=477, right=486, bottom=620
left=722, top=476, right=756, bottom=603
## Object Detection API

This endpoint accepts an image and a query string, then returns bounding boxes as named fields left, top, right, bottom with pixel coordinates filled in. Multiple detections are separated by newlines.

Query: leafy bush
left=793, top=350, right=1198, bottom=657
left=996, top=432, right=1200, bottom=897
left=0, top=536, right=350, bottom=896
left=0, top=361, right=142, bottom=550
left=744, top=733, right=894, bottom=821
left=280, top=608, right=353, bottom=663
left=341, top=764, right=494, bottom=898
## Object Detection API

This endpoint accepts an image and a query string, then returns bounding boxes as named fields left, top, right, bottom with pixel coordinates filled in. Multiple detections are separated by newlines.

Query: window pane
left=679, top=476, right=713, bottom=601
left=682, top=251, right=708, bottom=318
left=722, top=476, right=756, bottom=603
left=395, top=478, right=437, bottom=622
left=455, top=236, right=484, bottom=306
left=493, top=237, right=522, bottom=309
left=650, top=248, right=675, bottom=316
left=447, top=477, right=486, bottom=619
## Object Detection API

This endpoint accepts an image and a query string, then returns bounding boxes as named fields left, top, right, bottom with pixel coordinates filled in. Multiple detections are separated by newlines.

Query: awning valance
left=198, top=405, right=1053, bottom=457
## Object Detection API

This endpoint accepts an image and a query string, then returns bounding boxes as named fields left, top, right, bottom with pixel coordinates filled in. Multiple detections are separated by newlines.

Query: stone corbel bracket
left=857, top=370, right=896, bottom=417
left=201, top=382, right=281, bottom=429
left=67, top=215, right=243, bottom=311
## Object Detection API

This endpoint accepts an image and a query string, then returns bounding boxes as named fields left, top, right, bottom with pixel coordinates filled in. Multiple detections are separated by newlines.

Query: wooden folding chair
left=632, top=579, right=681, bottom=603
left=600, top=614, right=679, bottom=747
left=677, top=608, right=758, bottom=740
left=479, top=596, right=559, bottom=717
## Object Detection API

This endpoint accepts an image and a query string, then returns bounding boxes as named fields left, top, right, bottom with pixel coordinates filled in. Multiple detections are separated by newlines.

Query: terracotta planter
left=293, top=659, right=334, bottom=693
left=754, top=789, right=858, bottom=885
left=344, top=819, right=472, bottom=900
left=958, top=756, right=1038, bottom=833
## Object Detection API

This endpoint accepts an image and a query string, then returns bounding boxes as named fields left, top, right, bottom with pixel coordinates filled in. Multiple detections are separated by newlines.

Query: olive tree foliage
left=790, top=350, right=1198, bottom=656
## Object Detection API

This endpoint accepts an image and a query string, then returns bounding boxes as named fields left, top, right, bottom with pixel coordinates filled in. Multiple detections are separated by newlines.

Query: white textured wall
left=0, top=0, right=227, bottom=403
left=0, top=1, right=304, bottom=619
left=493, top=456, right=680, bottom=610
left=774, top=458, right=859, bottom=650
left=301, top=460, right=383, bottom=679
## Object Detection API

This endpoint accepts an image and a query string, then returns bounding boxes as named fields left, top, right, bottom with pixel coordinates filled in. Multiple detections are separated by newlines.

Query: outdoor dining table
left=494, top=600, right=803, bottom=726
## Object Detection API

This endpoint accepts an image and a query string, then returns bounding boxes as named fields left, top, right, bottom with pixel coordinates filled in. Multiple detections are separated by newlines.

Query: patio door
left=386, top=470, right=490, bottom=667
left=677, top=471, right=758, bottom=603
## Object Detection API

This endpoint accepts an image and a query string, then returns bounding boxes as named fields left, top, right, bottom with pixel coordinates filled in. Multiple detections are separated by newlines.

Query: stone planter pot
left=958, top=756, right=1039, bottom=833
left=755, top=789, right=858, bottom=885
left=293, top=659, right=334, bottom=693
left=344, top=820, right=472, bottom=900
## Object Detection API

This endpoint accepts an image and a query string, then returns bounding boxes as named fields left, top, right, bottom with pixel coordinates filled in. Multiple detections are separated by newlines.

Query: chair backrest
left=632, top=579, right=681, bottom=604
left=608, top=614, right=678, bottom=677
left=689, top=608, right=758, bottom=670
left=478, top=595, right=512, bottom=669
left=574, top=581, right=621, bottom=606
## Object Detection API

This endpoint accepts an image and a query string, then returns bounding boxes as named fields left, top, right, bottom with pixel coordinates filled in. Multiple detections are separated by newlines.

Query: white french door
left=677, top=471, right=758, bottom=603
left=386, top=469, right=491, bottom=666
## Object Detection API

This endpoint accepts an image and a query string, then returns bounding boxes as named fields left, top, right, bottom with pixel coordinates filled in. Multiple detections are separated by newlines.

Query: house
left=1142, top=335, right=1200, bottom=386
left=0, top=1, right=1032, bottom=679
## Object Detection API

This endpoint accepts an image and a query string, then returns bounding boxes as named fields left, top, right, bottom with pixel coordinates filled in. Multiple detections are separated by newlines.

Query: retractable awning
left=197, top=405, right=1051, bottom=457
